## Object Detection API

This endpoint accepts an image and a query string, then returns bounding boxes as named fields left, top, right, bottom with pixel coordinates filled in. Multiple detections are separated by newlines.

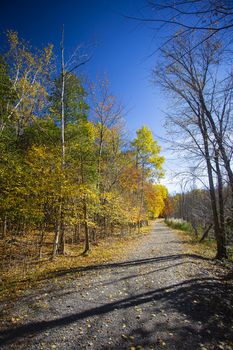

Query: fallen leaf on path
left=121, top=334, right=128, bottom=340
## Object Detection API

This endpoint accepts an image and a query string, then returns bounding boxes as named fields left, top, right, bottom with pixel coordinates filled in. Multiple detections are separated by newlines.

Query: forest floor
left=0, top=220, right=233, bottom=350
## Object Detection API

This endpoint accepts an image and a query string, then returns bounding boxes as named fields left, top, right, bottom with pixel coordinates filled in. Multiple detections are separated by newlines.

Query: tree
left=129, top=1, right=233, bottom=53
left=89, top=78, right=124, bottom=191
left=66, top=120, right=97, bottom=254
left=49, top=28, right=91, bottom=256
left=1, top=31, right=53, bottom=137
left=155, top=33, right=231, bottom=258
left=0, top=56, right=16, bottom=133
left=146, top=1, right=233, bottom=33
left=50, top=72, right=89, bottom=125
left=144, top=183, right=168, bottom=218
left=131, top=126, right=164, bottom=230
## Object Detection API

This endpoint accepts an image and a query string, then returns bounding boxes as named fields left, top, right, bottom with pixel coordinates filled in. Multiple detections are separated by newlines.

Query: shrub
left=165, top=218, right=193, bottom=233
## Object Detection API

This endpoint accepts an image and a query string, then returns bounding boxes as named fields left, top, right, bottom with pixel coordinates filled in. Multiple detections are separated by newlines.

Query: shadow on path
left=3, top=253, right=212, bottom=292
left=1, top=272, right=232, bottom=348
left=39, top=253, right=212, bottom=279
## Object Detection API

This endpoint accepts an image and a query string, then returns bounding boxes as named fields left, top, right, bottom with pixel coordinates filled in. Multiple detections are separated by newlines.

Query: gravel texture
left=0, top=220, right=233, bottom=350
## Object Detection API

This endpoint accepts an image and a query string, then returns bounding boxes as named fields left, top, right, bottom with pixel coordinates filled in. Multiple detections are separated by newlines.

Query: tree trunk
left=199, top=224, right=212, bottom=242
left=58, top=207, right=65, bottom=255
left=138, top=164, right=145, bottom=233
left=2, top=216, right=7, bottom=239
left=61, top=26, right=65, bottom=169
left=73, top=223, right=80, bottom=243
left=200, top=92, right=233, bottom=225
left=214, top=151, right=227, bottom=259
left=52, top=219, right=60, bottom=258
left=56, top=26, right=66, bottom=256
left=38, top=224, right=45, bottom=259
left=199, top=112, right=226, bottom=259
left=83, top=199, right=90, bottom=254
left=97, top=129, right=103, bottom=191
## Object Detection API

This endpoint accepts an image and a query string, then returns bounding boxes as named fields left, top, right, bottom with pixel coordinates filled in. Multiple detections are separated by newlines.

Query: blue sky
left=0, top=0, right=178, bottom=191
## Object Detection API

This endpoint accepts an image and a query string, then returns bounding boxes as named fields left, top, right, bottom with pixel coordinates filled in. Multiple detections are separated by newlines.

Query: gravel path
left=0, top=220, right=233, bottom=350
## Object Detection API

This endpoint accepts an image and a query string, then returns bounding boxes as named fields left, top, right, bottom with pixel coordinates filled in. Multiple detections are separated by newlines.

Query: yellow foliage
left=145, top=183, right=168, bottom=218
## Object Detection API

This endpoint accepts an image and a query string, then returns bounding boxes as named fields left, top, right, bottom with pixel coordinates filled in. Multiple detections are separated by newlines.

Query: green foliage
left=50, top=72, right=89, bottom=124
left=0, top=56, right=16, bottom=130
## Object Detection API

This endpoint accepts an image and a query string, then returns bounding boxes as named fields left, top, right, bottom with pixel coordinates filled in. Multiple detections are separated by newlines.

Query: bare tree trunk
left=2, top=216, right=7, bottom=239
left=193, top=224, right=198, bottom=239
left=58, top=204, right=65, bottom=255
left=199, top=93, right=233, bottom=226
left=214, top=150, right=227, bottom=258
left=53, top=218, right=61, bottom=258
left=97, top=129, right=103, bottom=191
left=38, top=224, right=45, bottom=259
left=73, top=223, right=80, bottom=243
left=59, top=26, right=66, bottom=255
left=80, top=153, right=90, bottom=254
left=92, top=227, right=96, bottom=241
left=199, top=224, right=212, bottom=242
left=200, top=113, right=226, bottom=259
left=204, top=102, right=233, bottom=194
left=83, top=198, right=90, bottom=254
left=138, top=164, right=144, bottom=233
left=61, top=26, right=65, bottom=169
left=54, top=26, right=66, bottom=257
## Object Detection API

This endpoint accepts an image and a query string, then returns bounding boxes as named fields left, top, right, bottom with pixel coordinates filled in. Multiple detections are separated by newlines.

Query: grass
left=165, top=217, right=217, bottom=258
left=165, top=218, right=194, bottom=233
left=176, top=229, right=217, bottom=259
left=0, top=222, right=153, bottom=300
left=165, top=217, right=233, bottom=261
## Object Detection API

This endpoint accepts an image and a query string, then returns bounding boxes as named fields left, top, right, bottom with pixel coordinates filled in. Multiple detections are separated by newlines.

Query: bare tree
left=156, top=33, right=232, bottom=258
left=127, top=1, right=233, bottom=53
left=89, top=77, right=124, bottom=191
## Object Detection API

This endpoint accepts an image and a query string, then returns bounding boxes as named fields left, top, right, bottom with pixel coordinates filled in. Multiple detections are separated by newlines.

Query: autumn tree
left=1, top=31, right=53, bottom=137
left=66, top=120, right=97, bottom=254
left=144, top=183, right=167, bottom=218
left=131, top=126, right=164, bottom=230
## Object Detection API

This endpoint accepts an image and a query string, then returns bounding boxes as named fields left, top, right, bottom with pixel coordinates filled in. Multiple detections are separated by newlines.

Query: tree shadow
left=37, top=253, right=212, bottom=280
left=1, top=275, right=232, bottom=349
left=224, top=269, right=233, bottom=281
left=2, top=253, right=214, bottom=305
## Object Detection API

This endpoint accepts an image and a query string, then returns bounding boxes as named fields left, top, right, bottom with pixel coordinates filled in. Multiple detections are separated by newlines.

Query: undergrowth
left=165, top=217, right=233, bottom=261
left=165, top=218, right=193, bottom=233
left=0, top=222, right=153, bottom=300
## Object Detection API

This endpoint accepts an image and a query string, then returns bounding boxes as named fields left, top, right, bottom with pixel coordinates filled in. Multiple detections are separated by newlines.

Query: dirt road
left=0, top=220, right=232, bottom=349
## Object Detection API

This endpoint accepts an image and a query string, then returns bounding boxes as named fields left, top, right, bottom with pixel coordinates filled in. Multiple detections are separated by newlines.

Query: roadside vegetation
left=165, top=218, right=193, bottom=233
left=0, top=31, right=167, bottom=297
left=0, top=222, right=153, bottom=299
left=165, top=217, right=233, bottom=261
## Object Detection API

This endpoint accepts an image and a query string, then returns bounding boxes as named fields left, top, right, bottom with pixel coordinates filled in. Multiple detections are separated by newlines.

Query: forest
left=0, top=31, right=166, bottom=279
left=1, top=2, right=233, bottom=350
